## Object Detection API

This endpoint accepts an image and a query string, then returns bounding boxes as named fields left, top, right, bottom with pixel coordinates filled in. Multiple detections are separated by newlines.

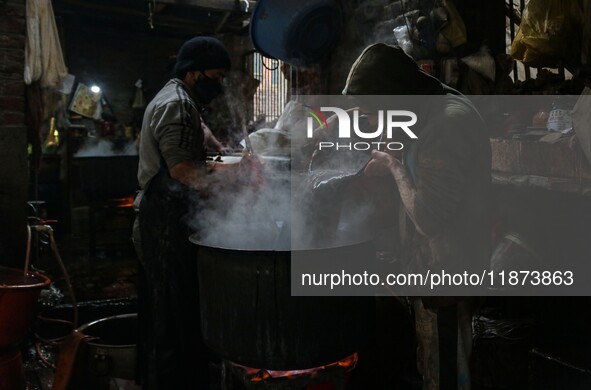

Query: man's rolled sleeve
left=151, top=101, right=198, bottom=169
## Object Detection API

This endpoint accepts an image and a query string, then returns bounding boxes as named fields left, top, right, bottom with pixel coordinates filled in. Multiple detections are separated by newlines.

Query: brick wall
left=0, top=0, right=27, bottom=267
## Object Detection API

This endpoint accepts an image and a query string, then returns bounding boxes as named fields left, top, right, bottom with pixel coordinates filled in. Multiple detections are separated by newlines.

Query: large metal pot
left=191, top=234, right=375, bottom=370
left=207, top=154, right=291, bottom=172
left=76, top=313, right=137, bottom=380
left=0, top=267, right=51, bottom=348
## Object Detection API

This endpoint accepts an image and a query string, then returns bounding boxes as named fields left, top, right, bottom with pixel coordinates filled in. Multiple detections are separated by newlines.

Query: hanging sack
left=510, top=0, right=583, bottom=68
left=435, top=0, right=467, bottom=54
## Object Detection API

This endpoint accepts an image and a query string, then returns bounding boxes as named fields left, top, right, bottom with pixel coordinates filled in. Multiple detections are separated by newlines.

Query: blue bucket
left=250, top=0, right=343, bottom=66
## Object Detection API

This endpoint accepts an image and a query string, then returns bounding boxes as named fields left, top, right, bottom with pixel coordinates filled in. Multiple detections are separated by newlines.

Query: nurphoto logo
left=306, top=106, right=418, bottom=151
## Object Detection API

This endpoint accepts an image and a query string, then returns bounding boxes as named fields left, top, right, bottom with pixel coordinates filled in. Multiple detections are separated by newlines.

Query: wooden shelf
left=490, top=138, right=591, bottom=195
left=492, top=172, right=591, bottom=196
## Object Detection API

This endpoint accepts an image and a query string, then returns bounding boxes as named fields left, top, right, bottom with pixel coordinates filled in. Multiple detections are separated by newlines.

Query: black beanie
left=342, top=43, right=443, bottom=96
left=173, top=36, right=231, bottom=79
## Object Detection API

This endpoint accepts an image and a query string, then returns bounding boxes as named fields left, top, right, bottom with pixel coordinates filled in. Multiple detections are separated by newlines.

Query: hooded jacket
left=344, top=44, right=492, bottom=278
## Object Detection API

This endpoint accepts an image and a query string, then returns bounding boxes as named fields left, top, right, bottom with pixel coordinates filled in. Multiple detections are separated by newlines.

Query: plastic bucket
left=0, top=350, right=25, bottom=390
left=0, top=267, right=51, bottom=348
left=250, top=0, right=342, bottom=66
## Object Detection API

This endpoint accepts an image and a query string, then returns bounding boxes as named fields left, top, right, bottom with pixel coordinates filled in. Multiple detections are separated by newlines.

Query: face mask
left=193, top=73, right=223, bottom=104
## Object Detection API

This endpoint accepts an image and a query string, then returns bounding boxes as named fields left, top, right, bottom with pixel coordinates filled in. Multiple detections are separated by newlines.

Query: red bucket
left=0, top=349, right=24, bottom=390
left=0, top=267, right=51, bottom=348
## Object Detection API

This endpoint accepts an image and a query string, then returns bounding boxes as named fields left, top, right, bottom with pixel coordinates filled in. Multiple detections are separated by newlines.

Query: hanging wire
left=473, top=315, right=535, bottom=341
left=509, top=0, right=518, bottom=80
left=251, top=52, right=290, bottom=122
left=147, top=0, right=156, bottom=29
left=261, top=56, right=280, bottom=71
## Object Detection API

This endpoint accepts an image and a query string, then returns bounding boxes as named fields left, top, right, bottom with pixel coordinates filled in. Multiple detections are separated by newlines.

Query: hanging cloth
left=24, top=0, right=68, bottom=88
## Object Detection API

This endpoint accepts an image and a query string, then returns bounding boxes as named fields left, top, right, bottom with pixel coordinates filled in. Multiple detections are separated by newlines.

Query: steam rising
left=190, top=163, right=291, bottom=250
left=190, top=97, right=383, bottom=251
left=74, top=139, right=138, bottom=157
left=207, top=72, right=260, bottom=147
left=190, top=159, right=378, bottom=251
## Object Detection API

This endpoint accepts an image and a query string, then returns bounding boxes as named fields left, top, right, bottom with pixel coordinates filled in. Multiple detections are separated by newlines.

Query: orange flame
left=233, top=352, right=358, bottom=382
left=113, top=196, right=135, bottom=208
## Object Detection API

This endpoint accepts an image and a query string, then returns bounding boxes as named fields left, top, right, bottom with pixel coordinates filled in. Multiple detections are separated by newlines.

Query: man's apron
left=136, top=171, right=209, bottom=389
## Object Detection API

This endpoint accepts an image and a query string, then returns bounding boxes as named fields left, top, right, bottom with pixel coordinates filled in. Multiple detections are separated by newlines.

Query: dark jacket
left=344, top=44, right=492, bottom=276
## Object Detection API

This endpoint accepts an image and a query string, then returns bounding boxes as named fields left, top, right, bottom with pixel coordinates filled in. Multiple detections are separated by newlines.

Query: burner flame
left=234, top=352, right=358, bottom=382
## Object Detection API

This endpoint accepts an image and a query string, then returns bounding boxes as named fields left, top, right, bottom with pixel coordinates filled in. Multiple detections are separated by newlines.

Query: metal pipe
left=24, top=225, right=31, bottom=276
left=33, top=224, right=79, bottom=328
left=509, top=0, right=517, bottom=80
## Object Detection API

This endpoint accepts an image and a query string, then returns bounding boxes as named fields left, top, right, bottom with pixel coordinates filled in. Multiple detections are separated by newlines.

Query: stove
left=220, top=353, right=357, bottom=390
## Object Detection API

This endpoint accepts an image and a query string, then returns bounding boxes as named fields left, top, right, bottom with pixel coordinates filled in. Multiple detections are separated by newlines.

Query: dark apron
left=137, top=170, right=209, bottom=389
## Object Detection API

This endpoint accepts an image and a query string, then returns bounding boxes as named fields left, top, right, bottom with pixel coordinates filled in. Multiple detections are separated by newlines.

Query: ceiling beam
left=214, top=11, right=232, bottom=33
left=60, top=0, right=146, bottom=18
left=58, top=0, right=244, bottom=34
left=156, top=0, right=256, bottom=13
left=153, top=4, right=168, bottom=14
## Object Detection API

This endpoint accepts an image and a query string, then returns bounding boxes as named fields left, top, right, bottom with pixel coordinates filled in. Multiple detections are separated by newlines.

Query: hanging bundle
left=435, top=0, right=467, bottom=54
left=24, top=0, right=68, bottom=88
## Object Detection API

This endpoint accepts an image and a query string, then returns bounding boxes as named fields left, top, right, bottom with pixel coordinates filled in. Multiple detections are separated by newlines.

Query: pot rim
left=0, top=268, right=51, bottom=291
left=189, top=233, right=374, bottom=252
left=73, top=155, right=139, bottom=160
left=76, top=313, right=137, bottom=348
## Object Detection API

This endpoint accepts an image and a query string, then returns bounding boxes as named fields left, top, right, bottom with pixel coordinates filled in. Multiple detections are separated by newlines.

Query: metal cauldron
left=191, top=233, right=375, bottom=370
left=207, top=154, right=291, bottom=172
left=76, top=313, right=138, bottom=380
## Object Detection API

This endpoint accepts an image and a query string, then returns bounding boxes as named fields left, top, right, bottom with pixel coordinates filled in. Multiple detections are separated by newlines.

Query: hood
left=342, top=43, right=444, bottom=96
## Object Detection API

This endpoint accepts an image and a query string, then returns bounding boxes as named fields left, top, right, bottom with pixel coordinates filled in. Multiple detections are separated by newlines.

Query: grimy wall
left=0, top=0, right=27, bottom=267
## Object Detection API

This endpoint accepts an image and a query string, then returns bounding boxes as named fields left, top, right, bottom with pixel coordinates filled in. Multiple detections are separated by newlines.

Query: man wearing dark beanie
left=134, top=36, right=231, bottom=389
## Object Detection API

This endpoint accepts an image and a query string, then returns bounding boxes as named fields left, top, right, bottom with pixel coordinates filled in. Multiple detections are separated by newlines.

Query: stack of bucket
left=0, top=267, right=51, bottom=390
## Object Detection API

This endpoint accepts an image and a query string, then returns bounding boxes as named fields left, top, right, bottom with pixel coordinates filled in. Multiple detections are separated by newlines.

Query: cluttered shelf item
left=59, top=111, right=140, bottom=257
left=490, top=137, right=591, bottom=196
left=490, top=89, right=591, bottom=195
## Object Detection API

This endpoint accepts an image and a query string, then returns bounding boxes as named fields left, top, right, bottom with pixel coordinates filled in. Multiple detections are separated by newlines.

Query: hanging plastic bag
left=393, top=25, right=414, bottom=55
left=461, top=45, right=496, bottom=82
left=510, top=0, right=583, bottom=68
left=435, top=0, right=467, bottom=54
left=581, top=0, right=591, bottom=65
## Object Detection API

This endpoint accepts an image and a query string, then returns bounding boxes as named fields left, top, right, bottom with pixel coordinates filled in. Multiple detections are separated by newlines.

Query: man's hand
left=364, top=150, right=400, bottom=176
left=364, top=149, right=425, bottom=236
left=169, top=161, right=210, bottom=192
left=216, top=144, right=232, bottom=155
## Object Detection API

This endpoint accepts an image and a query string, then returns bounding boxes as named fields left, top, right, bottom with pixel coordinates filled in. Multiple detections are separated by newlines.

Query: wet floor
left=20, top=204, right=140, bottom=389
left=34, top=205, right=139, bottom=303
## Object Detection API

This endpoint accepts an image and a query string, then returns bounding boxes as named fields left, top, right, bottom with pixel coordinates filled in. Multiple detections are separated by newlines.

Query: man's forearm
left=169, top=160, right=209, bottom=191
left=390, top=162, right=426, bottom=236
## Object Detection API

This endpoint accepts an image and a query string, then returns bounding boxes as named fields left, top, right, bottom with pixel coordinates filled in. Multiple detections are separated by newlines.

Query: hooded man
left=134, top=36, right=231, bottom=389
left=346, top=44, right=491, bottom=389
